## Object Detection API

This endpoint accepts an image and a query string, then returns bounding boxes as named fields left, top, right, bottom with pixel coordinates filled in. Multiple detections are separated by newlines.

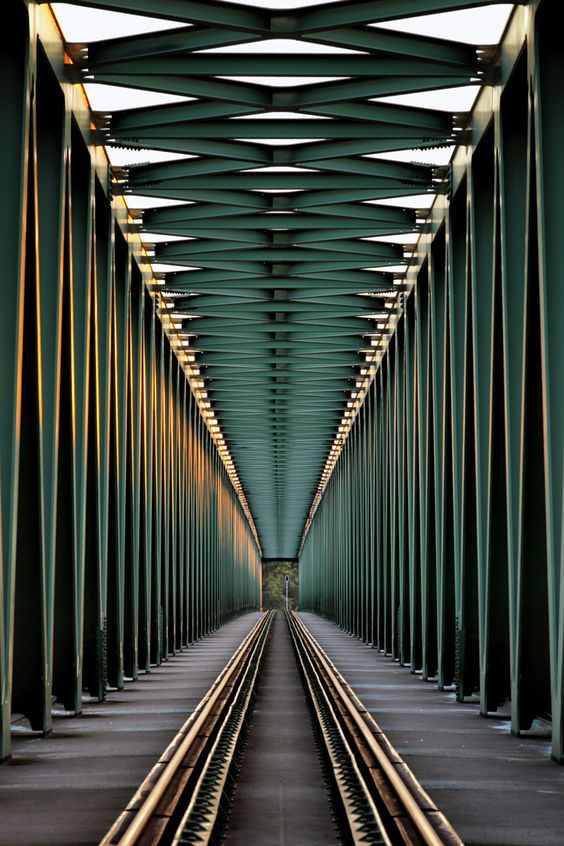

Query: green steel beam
left=87, top=54, right=479, bottom=78
left=86, top=26, right=260, bottom=64
left=303, top=26, right=477, bottom=64
left=297, top=0, right=520, bottom=30
left=128, top=155, right=432, bottom=187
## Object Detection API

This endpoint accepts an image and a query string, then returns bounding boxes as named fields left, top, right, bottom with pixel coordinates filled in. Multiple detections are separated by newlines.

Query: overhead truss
left=57, top=0, right=509, bottom=556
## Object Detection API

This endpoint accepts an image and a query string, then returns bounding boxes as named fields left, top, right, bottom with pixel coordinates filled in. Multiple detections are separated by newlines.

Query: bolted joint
left=90, top=129, right=111, bottom=146
left=272, top=148, right=295, bottom=165
left=63, top=63, right=85, bottom=84
left=110, top=184, right=127, bottom=197
left=272, top=195, right=293, bottom=210
left=271, top=90, right=298, bottom=109
left=477, top=63, right=502, bottom=85
left=268, top=14, right=299, bottom=34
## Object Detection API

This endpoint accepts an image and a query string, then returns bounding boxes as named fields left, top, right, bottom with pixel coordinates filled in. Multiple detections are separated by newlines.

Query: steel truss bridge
left=0, top=0, right=563, bottom=773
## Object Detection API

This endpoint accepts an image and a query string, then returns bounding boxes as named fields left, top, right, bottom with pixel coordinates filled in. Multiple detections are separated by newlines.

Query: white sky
left=201, top=40, right=362, bottom=55
left=368, top=148, right=455, bottom=166
left=218, top=75, right=350, bottom=86
left=374, top=85, right=481, bottom=112
left=243, top=165, right=319, bottom=172
left=51, top=4, right=186, bottom=40
left=371, top=5, right=513, bottom=44
left=366, top=194, right=436, bottom=209
left=235, top=112, right=329, bottom=120
left=84, top=83, right=191, bottom=112
left=106, top=147, right=194, bottom=166
left=141, top=232, right=188, bottom=243
left=367, top=265, right=407, bottom=274
left=364, top=233, right=420, bottom=245
left=125, top=195, right=188, bottom=209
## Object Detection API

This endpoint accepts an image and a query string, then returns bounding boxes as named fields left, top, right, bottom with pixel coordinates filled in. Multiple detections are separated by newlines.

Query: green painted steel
left=0, top=3, right=261, bottom=761
left=52, top=0, right=500, bottom=559
left=3, top=0, right=564, bottom=772
left=300, top=1, right=564, bottom=764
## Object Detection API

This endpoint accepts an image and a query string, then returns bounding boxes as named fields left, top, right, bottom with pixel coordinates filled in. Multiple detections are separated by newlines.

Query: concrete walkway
left=0, top=612, right=261, bottom=846
left=299, top=612, right=564, bottom=846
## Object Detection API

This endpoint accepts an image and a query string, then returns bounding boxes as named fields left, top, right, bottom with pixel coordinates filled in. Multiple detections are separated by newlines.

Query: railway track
left=100, top=611, right=463, bottom=846
left=100, top=611, right=274, bottom=846
left=287, top=611, right=463, bottom=846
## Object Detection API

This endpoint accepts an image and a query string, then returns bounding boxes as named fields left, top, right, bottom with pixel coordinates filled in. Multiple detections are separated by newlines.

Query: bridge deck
left=224, top=612, right=337, bottom=846
left=0, top=613, right=261, bottom=846
left=299, top=612, right=564, bottom=846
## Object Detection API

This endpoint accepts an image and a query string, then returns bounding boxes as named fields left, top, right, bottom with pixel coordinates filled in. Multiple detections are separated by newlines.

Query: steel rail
left=99, top=612, right=273, bottom=846
left=288, top=611, right=463, bottom=846
left=288, top=609, right=391, bottom=845
left=171, top=608, right=273, bottom=845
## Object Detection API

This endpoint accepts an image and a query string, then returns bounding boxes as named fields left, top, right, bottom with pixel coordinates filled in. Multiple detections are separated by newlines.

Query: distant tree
left=262, top=561, right=299, bottom=610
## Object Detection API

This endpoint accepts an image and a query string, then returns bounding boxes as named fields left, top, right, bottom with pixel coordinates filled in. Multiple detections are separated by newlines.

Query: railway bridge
left=0, top=1, right=563, bottom=844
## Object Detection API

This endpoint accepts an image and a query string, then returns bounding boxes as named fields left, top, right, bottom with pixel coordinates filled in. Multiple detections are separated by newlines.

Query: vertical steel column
left=0, top=2, right=262, bottom=761
left=530, top=2, right=564, bottom=763
left=299, top=0, right=563, bottom=766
